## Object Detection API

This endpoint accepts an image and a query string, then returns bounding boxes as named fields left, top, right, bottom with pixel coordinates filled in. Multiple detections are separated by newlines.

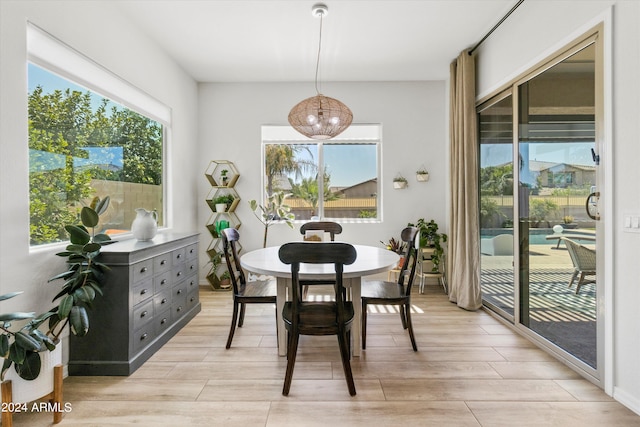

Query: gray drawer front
left=187, top=288, right=199, bottom=311
left=132, top=259, right=154, bottom=283
left=153, top=253, right=172, bottom=274
left=185, top=273, right=198, bottom=294
left=173, top=265, right=186, bottom=283
left=133, top=279, right=154, bottom=306
left=153, top=289, right=172, bottom=313
left=133, top=327, right=154, bottom=354
left=172, top=296, right=187, bottom=322
left=154, top=270, right=172, bottom=293
left=155, top=309, right=172, bottom=335
left=173, top=247, right=186, bottom=266
left=185, top=243, right=198, bottom=260
left=185, top=260, right=197, bottom=278
left=133, top=299, right=154, bottom=331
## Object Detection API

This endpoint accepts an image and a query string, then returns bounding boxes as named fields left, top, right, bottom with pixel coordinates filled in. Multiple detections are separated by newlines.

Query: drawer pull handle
left=140, top=267, right=148, bottom=273
left=189, top=249, right=194, bottom=254
left=176, top=254, right=182, bottom=259
left=161, top=279, right=167, bottom=285
left=140, top=333, right=148, bottom=341
left=190, top=265, right=194, bottom=270
left=161, top=298, right=167, bottom=304
left=177, top=289, right=183, bottom=295
left=176, top=306, right=183, bottom=312
left=190, top=297, right=195, bottom=302
left=161, top=318, right=167, bottom=325
left=140, top=289, right=148, bottom=295
left=161, top=260, right=166, bottom=265
left=141, top=310, right=148, bottom=318
left=177, top=272, right=182, bottom=277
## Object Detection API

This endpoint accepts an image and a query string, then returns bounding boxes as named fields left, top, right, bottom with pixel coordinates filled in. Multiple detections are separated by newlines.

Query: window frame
left=261, top=125, right=382, bottom=223
left=27, top=22, right=171, bottom=249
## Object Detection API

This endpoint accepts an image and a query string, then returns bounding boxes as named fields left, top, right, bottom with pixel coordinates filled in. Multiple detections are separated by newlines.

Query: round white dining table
left=240, top=244, right=399, bottom=357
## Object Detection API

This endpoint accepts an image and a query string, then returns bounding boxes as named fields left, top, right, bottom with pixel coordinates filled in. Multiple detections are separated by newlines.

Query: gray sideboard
left=68, top=232, right=201, bottom=376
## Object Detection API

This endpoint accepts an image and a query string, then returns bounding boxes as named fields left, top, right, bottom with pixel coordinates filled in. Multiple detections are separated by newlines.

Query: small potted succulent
left=220, top=169, right=229, bottom=186
left=416, top=167, right=429, bottom=182
left=214, top=194, right=235, bottom=212
left=393, top=175, right=408, bottom=189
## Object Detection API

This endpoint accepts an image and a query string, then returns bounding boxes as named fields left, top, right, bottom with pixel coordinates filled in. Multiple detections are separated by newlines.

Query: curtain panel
left=448, top=50, right=482, bottom=311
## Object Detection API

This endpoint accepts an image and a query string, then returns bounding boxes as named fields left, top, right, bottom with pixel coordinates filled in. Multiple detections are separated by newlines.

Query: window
left=262, top=125, right=381, bottom=221
left=27, top=24, right=168, bottom=246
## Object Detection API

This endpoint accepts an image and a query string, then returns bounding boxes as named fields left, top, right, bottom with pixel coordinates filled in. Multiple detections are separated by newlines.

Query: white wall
left=0, top=0, right=199, bottom=349
left=475, top=0, right=640, bottom=414
left=197, top=81, right=447, bottom=273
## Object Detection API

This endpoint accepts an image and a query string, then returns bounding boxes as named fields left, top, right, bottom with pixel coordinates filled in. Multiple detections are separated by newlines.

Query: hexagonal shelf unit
left=205, top=160, right=240, bottom=188
left=204, top=160, right=242, bottom=290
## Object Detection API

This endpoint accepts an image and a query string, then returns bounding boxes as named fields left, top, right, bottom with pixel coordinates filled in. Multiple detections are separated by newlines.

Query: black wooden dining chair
left=278, top=242, right=357, bottom=396
left=299, top=221, right=343, bottom=299
left=361, top=226, right=419, bottom=351
left=221, top=228, right=277, bottom=349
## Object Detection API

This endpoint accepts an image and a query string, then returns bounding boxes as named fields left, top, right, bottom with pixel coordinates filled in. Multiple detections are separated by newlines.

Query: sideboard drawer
left=154, top=270, right=172, bottom=294
left=153, top=253, right=172, bottom=275
left=132, top=259, right=154, bottom=283
left=133, top=299, right=154, bottom=331
left=133, top=279, right=153, bottom=306
left=133, top=327, right=154, bottom=354
left=153, top=289, right=172, bottom=313
left=155, top=309, right=172, bottom=335
left=173, top=247, right=186, bottom=266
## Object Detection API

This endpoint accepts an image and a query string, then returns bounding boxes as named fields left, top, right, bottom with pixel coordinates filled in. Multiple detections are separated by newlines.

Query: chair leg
left=405, top=302, right=418, bottom=351
left=575, top=272, right=587, bottom=294
left=361, top=300, right=368, bottom=350
left=337, top=329, right=356, bottom=396
left=568, top=271, right=578, bottom=289
left=225, top=301, right=240, bottom=349
left=282, top=331, right=300, bottom=396
left=399, top=304, right=407, bottom=329
left=238, top=303, right=246, bottom=327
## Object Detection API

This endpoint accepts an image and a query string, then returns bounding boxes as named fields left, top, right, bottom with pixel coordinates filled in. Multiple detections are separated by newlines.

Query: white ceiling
left=115, top=0, right=518, bottom=83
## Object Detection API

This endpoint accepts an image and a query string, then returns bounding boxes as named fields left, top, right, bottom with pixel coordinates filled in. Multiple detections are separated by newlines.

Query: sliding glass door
left=479, top=34, right=602, bottom=377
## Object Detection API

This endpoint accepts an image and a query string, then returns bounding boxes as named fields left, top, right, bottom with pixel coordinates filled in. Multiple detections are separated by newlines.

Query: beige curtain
left=448, top=50, right=482, bottom=310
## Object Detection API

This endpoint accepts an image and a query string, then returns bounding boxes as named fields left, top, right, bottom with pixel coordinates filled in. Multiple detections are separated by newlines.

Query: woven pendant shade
left=288, top=94, right=353, bottom=140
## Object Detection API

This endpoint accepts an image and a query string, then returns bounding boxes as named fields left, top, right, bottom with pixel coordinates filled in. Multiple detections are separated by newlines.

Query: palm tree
left=289, top=170, right=340, bottom=216
left=264, top=144, right=315, bottom=195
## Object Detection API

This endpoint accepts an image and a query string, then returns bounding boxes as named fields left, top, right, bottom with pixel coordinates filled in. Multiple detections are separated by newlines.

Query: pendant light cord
left=314, top=12, right=323, bottom=95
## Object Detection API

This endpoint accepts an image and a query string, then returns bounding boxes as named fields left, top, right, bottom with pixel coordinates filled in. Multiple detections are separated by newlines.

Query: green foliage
left=0, top=196, right=114, bottom=381
left=264, top=144, right=315, bottom=195
left=358, top=210, right=377, bottom=219
left=213, top=194, right=235, bottom=206
left=480, top=197, right=505, bottom=228
left=529, top=198, right=558, bottom=227
left=249, top=192, right=295, bottom=248
left=28, top=84, right=162, bottom=245
left=380, top=237, right=406, bottom=254
left=408, top=219, right=448, bottom=272
left=480, top=164, right=513, bottom=195
left=288, top=170, right=340, bottom=216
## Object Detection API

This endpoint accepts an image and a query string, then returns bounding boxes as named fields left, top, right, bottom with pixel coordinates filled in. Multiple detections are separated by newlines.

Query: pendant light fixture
left=288, top=3, right=353, bottom=140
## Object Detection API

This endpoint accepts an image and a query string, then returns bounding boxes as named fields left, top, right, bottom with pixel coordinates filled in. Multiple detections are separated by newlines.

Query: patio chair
left=221, top=228, right=277, bottom=349
left=563, top=237, right=596, bottom=294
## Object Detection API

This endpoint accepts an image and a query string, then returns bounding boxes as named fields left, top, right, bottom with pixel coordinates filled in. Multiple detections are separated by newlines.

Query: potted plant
left=563, top=215, right=577, bottom=229
left=249, top=191, right=295, bottom=248
left=1, top=196, right=113, bottom=390
left=214, top=194, right=235, bottom=212
left=380, top=237, right=407, bottom=268
left=220, top=169, right=229, bottom=186
left=219, top=271, right=231, bottom=288
left=393, top=175, right=408, bottom=189
left=409, top=218, right=447, bottom=272
left=416, top=167, right=429, bottom=182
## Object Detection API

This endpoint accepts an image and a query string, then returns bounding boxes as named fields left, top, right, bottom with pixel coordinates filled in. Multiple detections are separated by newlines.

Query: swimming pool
left=481, top=229, right=595, bottom=246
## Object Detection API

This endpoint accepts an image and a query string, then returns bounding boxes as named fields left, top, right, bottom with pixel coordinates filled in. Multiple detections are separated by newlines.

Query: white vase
left=3, top=345, right=62, bottom=404
left=131, top=208, right=158, bottom=241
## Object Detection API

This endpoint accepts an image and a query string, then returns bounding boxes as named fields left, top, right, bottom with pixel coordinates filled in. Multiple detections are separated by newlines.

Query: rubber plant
left=0, top=196, right=114, bottom=381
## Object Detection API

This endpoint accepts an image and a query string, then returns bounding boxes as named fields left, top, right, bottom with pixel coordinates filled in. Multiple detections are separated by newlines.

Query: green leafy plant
left=409, top=218, right=448, bottom=272
left=393, top=175, right=408, bottom=183
left=213, top=194, right=235, bottom=207
left=563, top=215, right=574, bottom=224
left=249, top=192, right=295, bottom=248
left=0, top=196, right=114, bottom=381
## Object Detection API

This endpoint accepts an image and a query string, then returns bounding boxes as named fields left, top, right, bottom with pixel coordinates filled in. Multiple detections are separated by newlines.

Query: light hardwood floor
left=14, top=279, right=640, bottom=426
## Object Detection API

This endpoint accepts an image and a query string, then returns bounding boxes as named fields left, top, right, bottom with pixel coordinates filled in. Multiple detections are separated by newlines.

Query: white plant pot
left=3, top=345, right=62, bottom=404
left=393, top=181, right=407, bottom=189
left=416, top=173, right=429, bottom=182
left=215, top=203, right=227, bottom=212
